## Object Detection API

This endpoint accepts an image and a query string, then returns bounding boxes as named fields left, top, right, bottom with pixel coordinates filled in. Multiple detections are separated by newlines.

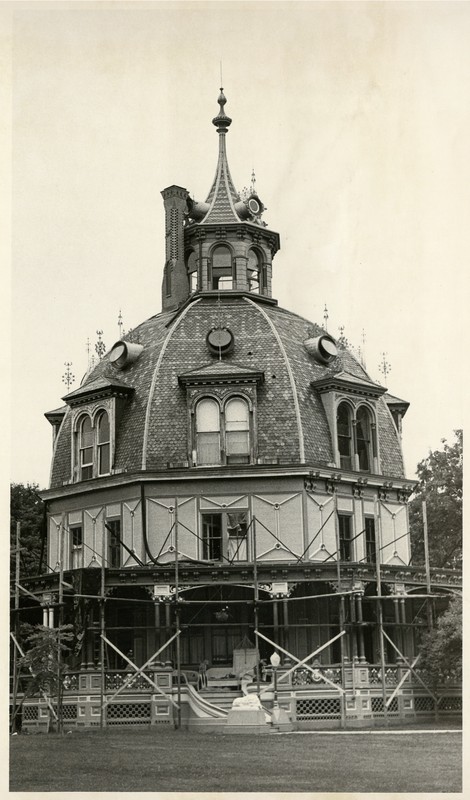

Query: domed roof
left=50, top=294, right=404, bottom=488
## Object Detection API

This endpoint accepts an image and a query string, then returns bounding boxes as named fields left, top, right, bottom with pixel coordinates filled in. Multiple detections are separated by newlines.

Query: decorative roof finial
left=212, top=88, right=232, bottom=133
left=379, top=351, right=392, bottom=381
left=62, top=362, right=75, bottom=391
left=95, top=330, right=106, bottom=362
left=250, top=168, right=256, bottom=195
left=323, top=304, right=329, bottom=331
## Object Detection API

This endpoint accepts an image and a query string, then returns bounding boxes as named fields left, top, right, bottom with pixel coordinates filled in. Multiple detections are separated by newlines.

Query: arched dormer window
left=186, top=250, right=198, bottom=293
left=74, top=409, right=112, bottom=481
left=356, top=405, right=373, bottom=472
left=247, top=249, right=261, bottom=293
left=212, top=245, right=233, bottom=290
left=196, top=398, right=221, bottom=465
left=337, top=402, right=353, bottom=470
left=97, top=411, right=110, bottom=475
left=225, top=397, right=250, bottom=464
left=78, top=415, right=93, bottom=480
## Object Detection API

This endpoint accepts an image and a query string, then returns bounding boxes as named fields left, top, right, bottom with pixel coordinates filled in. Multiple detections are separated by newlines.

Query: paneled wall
left=48, top=482, right=410, bottom=570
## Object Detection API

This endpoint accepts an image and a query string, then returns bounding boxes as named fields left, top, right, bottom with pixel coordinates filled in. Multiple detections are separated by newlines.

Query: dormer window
left=337, top=402, right=353, bottom=470
left=97, top=411, right=110, bottom=475
left=78, top=415, right=93, bottom=480
left=74, top=409, right=112, bottom=481
left=225, top=398, right=250, bottom=464
left=196, top=398, right=221, bottom=465
left=212, top=245, right=233, bottom=290
left=356, top=405, right=373, bottom=471
left=334, top=402, right=377, bottom=473
left=193, top=395, right=253, bottom=466
left=312, top=371, right=384, bottom=474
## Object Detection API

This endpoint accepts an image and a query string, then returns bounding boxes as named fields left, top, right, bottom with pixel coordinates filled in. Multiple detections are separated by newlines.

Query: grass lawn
left=10, top=727, right=462, bottom=793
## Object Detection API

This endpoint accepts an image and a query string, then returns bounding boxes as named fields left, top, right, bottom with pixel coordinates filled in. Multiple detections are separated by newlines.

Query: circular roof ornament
left=247, top=193, right=264, bottom=219
left=304, top=335, right=338, bottom=365
left=110, top=340, right=144, bottom=369
left=207, top=327, right=234, bottom=356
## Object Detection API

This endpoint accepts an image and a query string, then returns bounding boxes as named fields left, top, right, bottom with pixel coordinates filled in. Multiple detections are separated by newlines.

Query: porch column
left=282, top=599, right=289, bottom=654
left=393, top=599, right=403, bottom=661
left=355, top=593, right=366, bottom=662
left=154, top=601, right=161, bottom=651
left=48, top=607, right=54, bottom=628
left=349, top=594, right=358, bottom=662
left=273, top=600, right=279, bottom=647
left=400, top=598, right=407, bottom=659
left=42, top=606, right=49, bottom=627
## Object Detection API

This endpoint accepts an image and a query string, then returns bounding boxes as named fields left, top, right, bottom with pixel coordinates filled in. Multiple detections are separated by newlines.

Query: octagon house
left=20, top=90, right=461, bottom=731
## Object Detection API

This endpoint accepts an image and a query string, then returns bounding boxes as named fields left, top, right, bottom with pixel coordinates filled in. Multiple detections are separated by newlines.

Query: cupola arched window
left=78, top=415, right=93, bottom=480
left=196, top=399, right=221, bottom=465
left=212, top=245, right=233, bottom=290
left=97, top=411, right=110, bottom=475
left=247, top=249, right=261, bottom=293
left=225, top=398, right=250, bottom=464
left=186, top=250, right=198, bottom=293
left=337, top=402, right=353, bottom=470
left=356, top=405, right=373, bottom=471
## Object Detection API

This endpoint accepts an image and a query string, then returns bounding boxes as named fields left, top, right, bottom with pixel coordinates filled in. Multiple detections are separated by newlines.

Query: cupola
left=161, top=90, right=280, bottom=311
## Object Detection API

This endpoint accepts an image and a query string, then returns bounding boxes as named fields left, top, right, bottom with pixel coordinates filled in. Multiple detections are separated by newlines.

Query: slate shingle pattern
left=49, top=296, right=405, bottom=488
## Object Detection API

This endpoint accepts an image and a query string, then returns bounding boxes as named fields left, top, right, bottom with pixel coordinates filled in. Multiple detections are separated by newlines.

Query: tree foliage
left=10, top=483, right=45, bottom=578
left=18, top=623, right=74, bottom=697
left=418, top=595, right=462, bottom=687
left=409, top=430, right=462, bottom=568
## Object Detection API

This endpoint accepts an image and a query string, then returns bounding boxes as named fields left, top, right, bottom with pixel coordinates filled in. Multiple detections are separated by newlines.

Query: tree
left=418, top=595, right=462, bottom=688
left=10, top=483, right=45, bottom=579
left=14, top=623, right=74, bottom=733
left=409, top=430, right=462, bottom=568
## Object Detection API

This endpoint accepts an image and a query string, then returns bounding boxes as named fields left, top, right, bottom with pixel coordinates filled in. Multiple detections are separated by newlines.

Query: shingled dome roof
left=50, top=294, right=404, bottom=488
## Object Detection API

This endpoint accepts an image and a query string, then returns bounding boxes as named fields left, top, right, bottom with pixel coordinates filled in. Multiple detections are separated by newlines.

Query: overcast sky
left=7, top=1, right=469, bottom=489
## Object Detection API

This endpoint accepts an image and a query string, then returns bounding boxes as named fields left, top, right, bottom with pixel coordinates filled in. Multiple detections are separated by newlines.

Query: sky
left=6, top=0, right=469, bottom=489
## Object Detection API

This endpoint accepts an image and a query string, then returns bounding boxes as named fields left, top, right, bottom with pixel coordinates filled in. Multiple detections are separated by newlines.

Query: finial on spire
left=212, top=88, right=232, bottom=133
left=250, top=168, right=256, bottom=194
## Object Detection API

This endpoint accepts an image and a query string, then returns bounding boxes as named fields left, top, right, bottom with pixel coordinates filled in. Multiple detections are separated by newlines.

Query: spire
left=202, top=89, right=241, bottom=224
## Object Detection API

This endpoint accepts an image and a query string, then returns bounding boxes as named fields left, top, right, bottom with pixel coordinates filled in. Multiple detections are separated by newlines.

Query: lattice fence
left=371, top=697, right=398, bottom=714
left=62, top=704, right=78, bottom=720
left=414, top=696, right=435, bottom=712
left=106, top=702, right=152, bottom=725
left=23, top=705, right=39, bottom=721
left=296, top=697, right=341, bottom=720
left=438, top=696, right=462, bottom=712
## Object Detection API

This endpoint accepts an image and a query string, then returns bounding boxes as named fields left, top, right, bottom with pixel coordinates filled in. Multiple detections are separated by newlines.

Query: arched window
left=225, top=398, right=250, bottom=464
left=247, top=249, right=261, bottom=293
left=97, top=411, right=110, bottom=475
left=196, top=399, right=221, bottom=465
left=356, top=406, right=372, bottom=471
left=212, top=245, right=233, bottom=290
left=337, top=402, right=353, bottom=470
left=186, top=250, right=198, bottom=293
left=78, top=415, right=93, bottom=480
